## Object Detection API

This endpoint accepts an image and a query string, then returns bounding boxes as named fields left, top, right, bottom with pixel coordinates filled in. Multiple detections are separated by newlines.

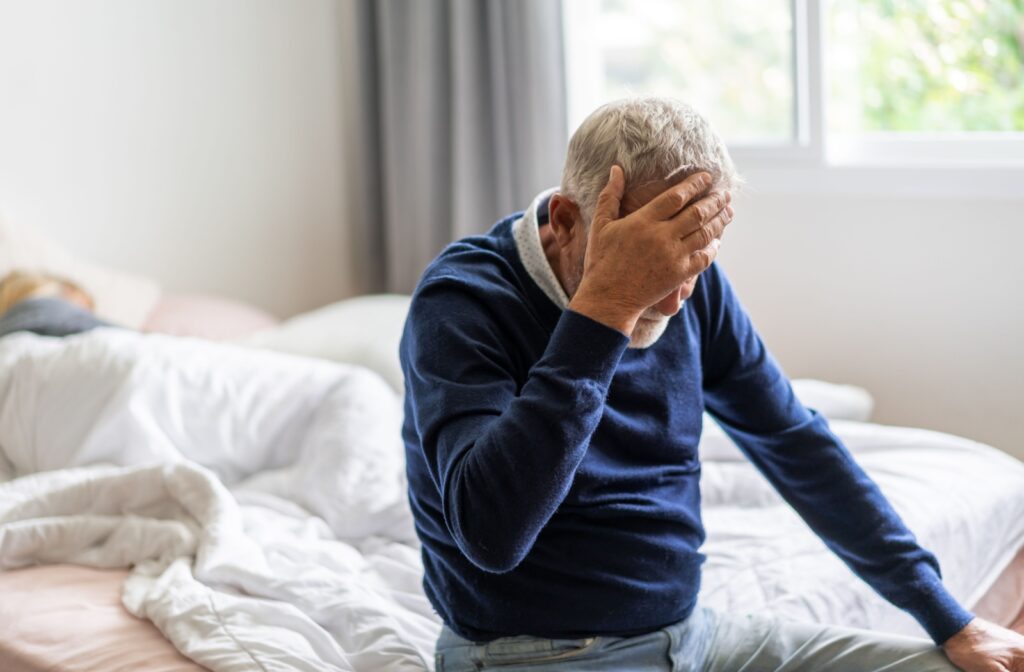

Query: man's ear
left=547, top=194, right=582, bottom=248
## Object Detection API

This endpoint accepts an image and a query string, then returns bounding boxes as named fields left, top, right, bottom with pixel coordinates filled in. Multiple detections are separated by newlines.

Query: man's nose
left=654, top=287, right=685, bottom=317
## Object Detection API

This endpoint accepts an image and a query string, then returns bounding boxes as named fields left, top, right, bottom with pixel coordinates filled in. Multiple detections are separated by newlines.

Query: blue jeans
left=434, top=608, right=958, bottom=671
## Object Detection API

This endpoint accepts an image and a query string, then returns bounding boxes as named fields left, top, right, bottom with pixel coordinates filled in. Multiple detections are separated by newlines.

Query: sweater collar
left=512, top=187, right=570, bottom=310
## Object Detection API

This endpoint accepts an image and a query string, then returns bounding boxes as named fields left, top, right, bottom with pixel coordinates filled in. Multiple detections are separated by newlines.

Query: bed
left=0, top=297, right=1022, bottom=671
left=0, top=565, right=207, bottom=672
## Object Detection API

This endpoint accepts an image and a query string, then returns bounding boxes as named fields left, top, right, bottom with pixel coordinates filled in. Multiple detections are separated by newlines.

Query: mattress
left=0, top=564, right=208, bottom=672
left=973, top=547, right=1024, bottom=632
left=0, top=546, right=1021, bottom=672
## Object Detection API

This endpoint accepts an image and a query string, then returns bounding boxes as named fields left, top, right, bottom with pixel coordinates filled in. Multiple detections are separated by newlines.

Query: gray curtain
left=351, top=0, right=569, bottom=294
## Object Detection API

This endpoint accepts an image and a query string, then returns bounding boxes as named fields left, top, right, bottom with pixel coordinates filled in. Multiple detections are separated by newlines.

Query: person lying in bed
left=0, top=270, right=110, bottom=339
left=400, top=97, right=1024, bottom=671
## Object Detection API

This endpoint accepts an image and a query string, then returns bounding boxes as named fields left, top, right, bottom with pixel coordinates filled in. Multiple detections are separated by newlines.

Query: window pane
left=563, top=0, right=794, bottom=144
left=828, top=0, right=1024, bottom=133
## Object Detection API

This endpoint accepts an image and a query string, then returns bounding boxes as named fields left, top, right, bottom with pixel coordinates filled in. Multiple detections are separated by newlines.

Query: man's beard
left=566, top=254, right=671, bottom=350
left=629, top=310, right=671, bottom=349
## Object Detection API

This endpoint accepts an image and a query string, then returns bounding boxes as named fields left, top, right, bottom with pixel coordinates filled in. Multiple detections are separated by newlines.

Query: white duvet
left=0, top=328, right=1022, bottom=671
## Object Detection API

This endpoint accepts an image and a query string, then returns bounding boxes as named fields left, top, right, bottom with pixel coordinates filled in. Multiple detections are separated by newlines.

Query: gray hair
left=560, top=97, right=740, bottom=224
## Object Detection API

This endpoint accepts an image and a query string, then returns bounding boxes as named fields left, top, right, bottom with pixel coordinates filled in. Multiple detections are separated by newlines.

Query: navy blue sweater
left=400, top=212, right=973, bottom=644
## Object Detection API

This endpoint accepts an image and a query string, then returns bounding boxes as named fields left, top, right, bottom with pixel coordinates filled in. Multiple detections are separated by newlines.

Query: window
left=563, top=0, right=795, bottom=144
left=562, top=0, right=1024, bottom=177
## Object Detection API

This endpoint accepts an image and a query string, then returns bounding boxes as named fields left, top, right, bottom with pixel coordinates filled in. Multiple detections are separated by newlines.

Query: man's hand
left=567, top=165, right=733, bottom=336
left=943, top=618, right=1024, bottom=671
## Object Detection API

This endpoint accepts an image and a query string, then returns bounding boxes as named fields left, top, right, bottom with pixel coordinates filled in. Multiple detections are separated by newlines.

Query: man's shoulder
left=401, top=213, right=545, bottom=374
left=413, top=213, right=531, bottom=307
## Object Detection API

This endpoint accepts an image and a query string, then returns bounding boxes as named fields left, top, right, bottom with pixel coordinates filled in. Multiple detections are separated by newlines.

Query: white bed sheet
left=0, top=329, right=1022, bottom=670
left=699, top=419, right=1024, bottom=638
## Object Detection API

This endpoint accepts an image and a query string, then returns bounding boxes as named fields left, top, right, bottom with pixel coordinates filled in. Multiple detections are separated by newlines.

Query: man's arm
left=403, top=279, right=628, bottom=573
left=698, top=262, right=974, bottom=645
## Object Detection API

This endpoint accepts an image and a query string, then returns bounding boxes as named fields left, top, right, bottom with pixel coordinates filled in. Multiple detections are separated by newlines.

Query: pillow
left=0, top=211, right=160, bottom=329
left=240, top=294, right=412, bottom=393
left=142, top=293, right=279, bottom=341
left=789, top=378, right=874, bottom=423
left=700, top=379, right=876, bottom=461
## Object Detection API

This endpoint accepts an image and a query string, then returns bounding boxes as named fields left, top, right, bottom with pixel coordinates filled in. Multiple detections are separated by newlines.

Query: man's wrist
left=942, top=617, right=979, bottom=650
left=567, top=292, right=639, bottom=336
left=896, top=561, right=976, bottom=645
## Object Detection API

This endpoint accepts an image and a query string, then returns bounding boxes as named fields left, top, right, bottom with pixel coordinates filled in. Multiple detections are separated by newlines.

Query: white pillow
left=700, top=379, right=875, bottom=461
left=241, top=294, right=412, bottom=393
left=789, top=378, right=874, bottom=423
left=0, top=211, right=161, bottom=329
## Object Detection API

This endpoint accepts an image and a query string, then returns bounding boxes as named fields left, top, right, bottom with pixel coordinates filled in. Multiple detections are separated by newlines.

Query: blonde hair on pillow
left=0, top=269, right=94, bottom=316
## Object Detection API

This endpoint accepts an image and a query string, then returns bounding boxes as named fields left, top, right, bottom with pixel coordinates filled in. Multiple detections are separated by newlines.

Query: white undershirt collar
left=511, top=187, right=570, bottom=310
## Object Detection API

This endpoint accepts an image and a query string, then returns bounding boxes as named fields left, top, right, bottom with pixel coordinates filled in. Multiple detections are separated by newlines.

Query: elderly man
left=400, top=98, right=1024, bottom=671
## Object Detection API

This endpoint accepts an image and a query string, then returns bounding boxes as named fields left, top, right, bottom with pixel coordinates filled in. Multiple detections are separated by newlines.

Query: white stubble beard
left=628, top=311, right=671, bottom=349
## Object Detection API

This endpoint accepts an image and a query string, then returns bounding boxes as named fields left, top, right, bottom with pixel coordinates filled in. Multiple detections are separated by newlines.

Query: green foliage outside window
left=829, top=0, right=1024, bottom=132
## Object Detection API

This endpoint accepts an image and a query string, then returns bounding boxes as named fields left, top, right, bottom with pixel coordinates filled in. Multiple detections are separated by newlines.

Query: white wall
left=0, top=0, right=353, bottom=318
left=719, top=191, right=1024, bottom=459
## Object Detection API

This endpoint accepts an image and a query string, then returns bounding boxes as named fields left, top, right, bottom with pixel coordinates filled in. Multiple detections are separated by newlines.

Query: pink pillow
left=141, top=293, right=278, bottom=341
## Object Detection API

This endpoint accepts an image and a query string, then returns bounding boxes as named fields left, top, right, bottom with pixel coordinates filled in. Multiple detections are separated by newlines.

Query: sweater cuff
left=902, top=561, right=975, bottom=644
left=543, top=309, right=629, bottom=385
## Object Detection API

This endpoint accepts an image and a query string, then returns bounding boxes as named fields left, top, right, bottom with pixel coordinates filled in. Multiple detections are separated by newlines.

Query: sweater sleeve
left=402, top=278, right=629, bottom=574
left=698, top=264, right=974, bottom=644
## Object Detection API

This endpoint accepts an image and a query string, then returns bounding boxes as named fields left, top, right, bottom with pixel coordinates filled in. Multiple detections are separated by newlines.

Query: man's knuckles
left=704, top=193, right=729, bottom=220
left=685, top=224, right=716, bottom=251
